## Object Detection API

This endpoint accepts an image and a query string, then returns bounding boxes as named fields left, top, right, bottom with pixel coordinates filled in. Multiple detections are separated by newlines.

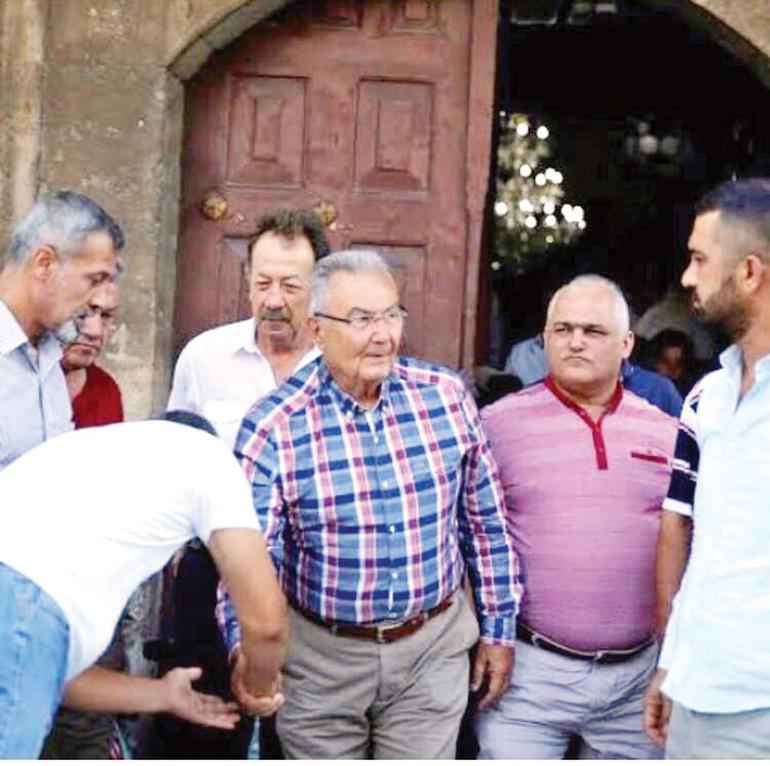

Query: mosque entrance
left=484, top=0, right=770, bottom=374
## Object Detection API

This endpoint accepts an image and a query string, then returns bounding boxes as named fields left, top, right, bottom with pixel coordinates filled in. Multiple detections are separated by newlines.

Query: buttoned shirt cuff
left=479, top=615, right=516, bottom=646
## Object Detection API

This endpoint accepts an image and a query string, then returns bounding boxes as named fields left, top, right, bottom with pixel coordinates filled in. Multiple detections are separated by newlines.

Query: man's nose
left=568, top=328, right=587, bottom=348
left=77, top=313, right=104, bottom=341
left=681, top=263, right=695, bottom=289
left=264, top=283, right=286, bottom=308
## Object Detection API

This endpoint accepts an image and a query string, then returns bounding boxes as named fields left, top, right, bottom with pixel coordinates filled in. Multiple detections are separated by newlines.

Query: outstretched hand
left=161, top=667, right=241, bottom=730
left=471, top=643, right=514, bottom=710
left=230, top=650, right=285, bottom=718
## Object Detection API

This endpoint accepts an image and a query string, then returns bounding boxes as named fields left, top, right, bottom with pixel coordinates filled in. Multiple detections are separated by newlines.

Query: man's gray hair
left=310, top=249, right=394, bottom=314
left=545, top=274, right=631, bottom=333
left=5, top=190, right=125, bottom=268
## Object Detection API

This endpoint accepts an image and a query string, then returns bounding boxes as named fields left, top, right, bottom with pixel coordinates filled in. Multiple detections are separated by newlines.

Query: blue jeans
left=0, top=562, right=70, bottom=758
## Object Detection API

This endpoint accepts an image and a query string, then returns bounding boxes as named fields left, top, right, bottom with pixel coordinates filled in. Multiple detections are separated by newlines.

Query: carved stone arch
left=166, top=0, right=296, bottom=80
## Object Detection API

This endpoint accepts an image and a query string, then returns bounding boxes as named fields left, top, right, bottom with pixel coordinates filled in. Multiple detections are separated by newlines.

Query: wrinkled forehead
left=326, top=269, right=400, bottom=311
left=250, top=232, right=315, bottom=276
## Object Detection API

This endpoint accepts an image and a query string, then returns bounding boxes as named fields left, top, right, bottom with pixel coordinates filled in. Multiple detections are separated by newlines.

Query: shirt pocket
left=629, top=449, right=670, bottom=466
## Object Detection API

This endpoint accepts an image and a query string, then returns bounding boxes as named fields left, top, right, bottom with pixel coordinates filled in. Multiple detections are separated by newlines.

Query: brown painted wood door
left=175, top=0, right=497, bottom=366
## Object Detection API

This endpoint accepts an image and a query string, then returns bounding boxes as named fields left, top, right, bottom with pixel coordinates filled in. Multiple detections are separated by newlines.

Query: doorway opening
left=484, top=0, right=770, bottom=378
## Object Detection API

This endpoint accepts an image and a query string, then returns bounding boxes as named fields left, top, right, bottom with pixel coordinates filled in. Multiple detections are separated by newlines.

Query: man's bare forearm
left=655, top=510, right=692, bottom=638
left=63, top=666, right=170, bottom=713
left=208, top=528, right=289, bottom=695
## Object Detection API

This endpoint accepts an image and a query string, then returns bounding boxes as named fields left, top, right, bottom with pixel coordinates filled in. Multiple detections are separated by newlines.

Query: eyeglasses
left=314, top=305, right=408, bottom=332
left=75, top=305, right=118, bottom=329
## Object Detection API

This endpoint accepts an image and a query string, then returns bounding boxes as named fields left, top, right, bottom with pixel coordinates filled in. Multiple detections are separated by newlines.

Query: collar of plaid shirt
left=219, top=356, right=521, bottom=652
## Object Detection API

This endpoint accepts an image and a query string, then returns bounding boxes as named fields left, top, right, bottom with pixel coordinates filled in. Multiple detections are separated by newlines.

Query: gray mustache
left=259, top=310, right=290, bottom=322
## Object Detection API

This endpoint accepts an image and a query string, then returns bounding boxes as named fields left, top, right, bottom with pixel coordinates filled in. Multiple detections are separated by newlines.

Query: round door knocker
left=200, top=191, right=229, bottom=221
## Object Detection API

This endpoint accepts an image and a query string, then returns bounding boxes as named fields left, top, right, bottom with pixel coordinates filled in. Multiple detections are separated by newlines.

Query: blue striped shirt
left=218, top=356, right=522, bottom=652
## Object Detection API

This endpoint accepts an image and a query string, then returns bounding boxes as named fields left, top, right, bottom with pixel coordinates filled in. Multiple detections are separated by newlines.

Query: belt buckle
left=375, top=624, right=389, bottom=644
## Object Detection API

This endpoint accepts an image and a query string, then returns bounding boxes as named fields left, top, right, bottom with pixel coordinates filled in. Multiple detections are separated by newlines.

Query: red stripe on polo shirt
left=544, top=376, right=622, bottom=470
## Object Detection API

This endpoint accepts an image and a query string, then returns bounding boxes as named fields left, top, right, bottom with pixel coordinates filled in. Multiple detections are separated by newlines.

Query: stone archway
left=2, top=0, right=766, bottom=418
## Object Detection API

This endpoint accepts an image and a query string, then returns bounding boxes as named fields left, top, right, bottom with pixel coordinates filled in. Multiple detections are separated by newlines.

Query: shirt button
left=346, top=411, right=353, bottom=421
left=382, top=480, right=390, bottom=489
left=391, top=571, right=399, bottom=580
left=388, top=525, right=396, bottom=534
left=389, top=611, right=398, bottom=618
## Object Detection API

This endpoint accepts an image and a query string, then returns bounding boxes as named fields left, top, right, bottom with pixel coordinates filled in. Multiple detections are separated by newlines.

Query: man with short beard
left=644, top=178, right=770, bottom=758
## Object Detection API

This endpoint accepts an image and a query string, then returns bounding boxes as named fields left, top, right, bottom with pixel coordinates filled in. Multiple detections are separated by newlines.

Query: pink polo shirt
left=481, top=379, right=677, bottom=651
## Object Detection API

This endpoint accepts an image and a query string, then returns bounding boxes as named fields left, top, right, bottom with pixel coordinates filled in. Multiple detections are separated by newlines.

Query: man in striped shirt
left=476, top=275, right=677, bottom=759
left=219, top=249, right=522, bottom=759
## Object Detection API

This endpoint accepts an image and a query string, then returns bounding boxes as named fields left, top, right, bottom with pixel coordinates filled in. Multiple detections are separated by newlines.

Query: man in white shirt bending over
left=0, top=412, right=288, bottom=759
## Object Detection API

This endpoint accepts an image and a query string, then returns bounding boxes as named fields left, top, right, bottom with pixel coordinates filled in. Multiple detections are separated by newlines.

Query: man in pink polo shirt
left=475, top=274, right=677, bottom=759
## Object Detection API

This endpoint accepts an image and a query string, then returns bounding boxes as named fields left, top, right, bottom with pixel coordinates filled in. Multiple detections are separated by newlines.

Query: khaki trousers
left=276, top=591, right=480, bottom=759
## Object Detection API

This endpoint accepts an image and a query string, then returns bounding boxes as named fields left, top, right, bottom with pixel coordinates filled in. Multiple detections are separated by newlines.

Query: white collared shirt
left=0, top=298, right=73, bottom=471
left=659, top=345, right=770, bottom=713
left=168, top=318, right=319, bottom=448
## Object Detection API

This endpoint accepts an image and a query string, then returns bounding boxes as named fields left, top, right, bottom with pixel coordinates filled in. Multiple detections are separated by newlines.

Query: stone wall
left=0, top=0, right=768, bottom=418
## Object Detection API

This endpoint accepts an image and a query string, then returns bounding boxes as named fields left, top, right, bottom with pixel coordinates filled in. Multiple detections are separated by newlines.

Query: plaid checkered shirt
left=217, top=356, right=522, bottom=652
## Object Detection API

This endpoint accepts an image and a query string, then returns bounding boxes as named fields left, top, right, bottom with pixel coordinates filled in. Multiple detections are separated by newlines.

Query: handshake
left=230, top=647, right=285, bottom=718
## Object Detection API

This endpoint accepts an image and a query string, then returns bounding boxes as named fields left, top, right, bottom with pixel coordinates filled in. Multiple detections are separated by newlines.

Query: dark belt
left=292, top=595, right=454, bottom=644
left=516, top=622, right=654, bottom=664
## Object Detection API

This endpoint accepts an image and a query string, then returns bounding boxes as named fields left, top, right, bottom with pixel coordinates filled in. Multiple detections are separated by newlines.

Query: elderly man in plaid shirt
left=218, top=249, right=522, bottom=759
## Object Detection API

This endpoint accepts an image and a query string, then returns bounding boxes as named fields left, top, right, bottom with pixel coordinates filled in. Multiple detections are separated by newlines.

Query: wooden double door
left=175, top=0, right=497, bottom=367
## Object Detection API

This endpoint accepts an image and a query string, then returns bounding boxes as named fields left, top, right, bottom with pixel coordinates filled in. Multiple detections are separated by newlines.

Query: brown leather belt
left=517, top=622, right=654, bottom=664
left=292, top=595, right=454, bottom=644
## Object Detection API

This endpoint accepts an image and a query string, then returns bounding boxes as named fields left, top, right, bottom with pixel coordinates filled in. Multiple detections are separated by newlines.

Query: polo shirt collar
left=544, top=375, right=623, bottom=419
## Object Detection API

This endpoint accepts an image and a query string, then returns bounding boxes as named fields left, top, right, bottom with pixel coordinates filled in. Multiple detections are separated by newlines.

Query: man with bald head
left=476, top=274, right=677, bottom=759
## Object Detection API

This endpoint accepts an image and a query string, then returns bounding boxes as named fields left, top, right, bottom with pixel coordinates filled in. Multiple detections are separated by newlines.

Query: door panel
left=174, top=0, right=493, bottom=368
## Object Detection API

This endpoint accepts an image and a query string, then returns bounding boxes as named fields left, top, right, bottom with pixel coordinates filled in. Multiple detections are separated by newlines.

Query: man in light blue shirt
left=644, top=178, right=770, bottom=758
left=0, top=191, right=123, bottom=470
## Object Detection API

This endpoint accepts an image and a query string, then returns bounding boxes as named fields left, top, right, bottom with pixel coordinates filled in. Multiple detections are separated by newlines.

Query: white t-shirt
left=168, top=318, right=319, bottom=448
left=0, top=420, right=260, bottom=681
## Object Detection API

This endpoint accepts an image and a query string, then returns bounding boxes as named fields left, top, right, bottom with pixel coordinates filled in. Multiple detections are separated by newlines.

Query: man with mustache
left=168, top=209, right=329, bottom=447
left=161, top=209, right=329, bottom=758
left=476, top=274, right=677, bottom=759
left=645, top=178, right=770, bottom=758
left=219, top=250, right=521, bottom=759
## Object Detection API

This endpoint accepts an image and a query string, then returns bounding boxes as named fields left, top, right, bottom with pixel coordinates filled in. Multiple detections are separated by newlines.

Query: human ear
left=30, top=245, right=61, bottom=281
left=742, top=254, right=766, bottom=294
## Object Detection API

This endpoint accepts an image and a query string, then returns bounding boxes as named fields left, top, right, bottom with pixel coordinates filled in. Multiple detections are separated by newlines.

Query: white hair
left=545, top=274, right=631, bottom=333
left=309, top=249, right=395, bottom=314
